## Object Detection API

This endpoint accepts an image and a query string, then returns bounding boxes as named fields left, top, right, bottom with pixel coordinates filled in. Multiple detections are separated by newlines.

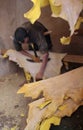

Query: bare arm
left=20, top=50, right=34, bottom=58
left=35, top=52, right=49, bottom=81
left=20, top=50, right=40, bottom=62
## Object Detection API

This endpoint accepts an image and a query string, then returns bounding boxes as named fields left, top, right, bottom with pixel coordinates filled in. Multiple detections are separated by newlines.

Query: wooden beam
left=62, top=54, right=83, bottom=64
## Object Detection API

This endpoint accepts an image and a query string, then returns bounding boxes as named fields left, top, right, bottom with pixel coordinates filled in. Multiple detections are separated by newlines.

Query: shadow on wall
left=0, top=37, right=18, bottom=77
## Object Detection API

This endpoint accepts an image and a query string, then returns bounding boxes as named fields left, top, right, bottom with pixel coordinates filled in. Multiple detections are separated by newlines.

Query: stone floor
left=0, top=70, right=32, bottom=130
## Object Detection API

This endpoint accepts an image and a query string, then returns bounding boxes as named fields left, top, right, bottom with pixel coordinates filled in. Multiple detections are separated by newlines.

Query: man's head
left=14, top=27, right=29, bottom=50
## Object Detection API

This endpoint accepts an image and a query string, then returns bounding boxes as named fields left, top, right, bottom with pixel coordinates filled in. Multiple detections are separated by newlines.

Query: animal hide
left=4, top=49, right=66, bottom=81
left=24, top=0, right=83, bottom=44
left=4, top=50, right=83, bottom=129
left=18, top=67, right=83, bottom=130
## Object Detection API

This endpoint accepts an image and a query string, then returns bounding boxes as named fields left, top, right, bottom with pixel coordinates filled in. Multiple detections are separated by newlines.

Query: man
left=13, top=21, right=52, bottom=81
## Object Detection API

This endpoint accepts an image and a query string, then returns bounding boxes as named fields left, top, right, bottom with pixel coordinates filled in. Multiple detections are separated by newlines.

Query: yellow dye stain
left=58, top=104, right=66, bottom=111
left=24, top=0, right=62, bottom=23
left=17, top=85, right=28, bottom=94
left=24, top=0, right=41, bottom=24
left=40, top=116, right=61, bottom=130
left=60, top=36, right=71, bottom=45
left=64, top=95, right=69, bottom=100
left=20, top=113, right=25, bottom=117
left=40, top=0, right=49, bottom=7
left=2, top=53, right=8, bottom=58
left=49, top=0, right=62, bottom=16
left=11, top=126, right=17, bottom=130
left=24, top=69, right=32, bottom=83
left=24, top=0, right=49, bottom=23
left=38, top=100, right=51, bottom=109
left=75, top=17, right=83, bottom=30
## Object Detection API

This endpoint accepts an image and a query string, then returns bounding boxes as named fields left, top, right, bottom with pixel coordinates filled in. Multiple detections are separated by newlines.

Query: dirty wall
left=0, top=0, right=31, bottom=76
left=0, top=0, right=83, bottom=76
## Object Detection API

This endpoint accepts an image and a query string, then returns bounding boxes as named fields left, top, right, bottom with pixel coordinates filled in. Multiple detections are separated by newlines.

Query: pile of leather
left=17, top=67, right=83, bottom=130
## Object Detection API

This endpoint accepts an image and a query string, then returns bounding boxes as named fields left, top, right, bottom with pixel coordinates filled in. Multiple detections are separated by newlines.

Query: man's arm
left=20, top=50, right=40, bottom=62
left=35, top=52, right=49, bottom=81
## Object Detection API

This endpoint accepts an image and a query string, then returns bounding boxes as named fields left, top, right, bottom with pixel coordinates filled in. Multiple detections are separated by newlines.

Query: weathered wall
left=0, top=0, right=31, bottom=76
left=0, top=0, right=83, bottom=76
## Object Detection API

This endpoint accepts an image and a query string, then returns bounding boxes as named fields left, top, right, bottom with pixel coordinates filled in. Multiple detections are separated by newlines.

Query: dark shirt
left=22, top=21, right=52, bottom=53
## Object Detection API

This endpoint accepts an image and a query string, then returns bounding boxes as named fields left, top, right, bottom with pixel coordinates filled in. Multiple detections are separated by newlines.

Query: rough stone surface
left=0, top=71, right=32, bottom=130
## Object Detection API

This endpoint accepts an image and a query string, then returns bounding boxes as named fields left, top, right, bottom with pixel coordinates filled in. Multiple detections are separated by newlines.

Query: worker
left=13, top=21, right=52, bottom=81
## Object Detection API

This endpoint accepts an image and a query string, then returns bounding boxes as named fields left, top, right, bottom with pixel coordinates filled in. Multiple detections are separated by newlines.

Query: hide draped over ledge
left=3, top=49, right=66, bottom=81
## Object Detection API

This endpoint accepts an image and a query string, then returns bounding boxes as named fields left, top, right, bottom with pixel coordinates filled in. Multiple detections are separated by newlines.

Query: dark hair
left=14, top=27, right=28, bottom=43
left=13, top=27, right=28, bottom=51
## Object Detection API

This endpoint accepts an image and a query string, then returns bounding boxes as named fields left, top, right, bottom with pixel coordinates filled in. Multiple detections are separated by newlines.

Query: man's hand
left=35, top=72, right=43, bottom=81
left=35, top=52, right=49, bottom=81
left=32, top=56, right=40, bottom=62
